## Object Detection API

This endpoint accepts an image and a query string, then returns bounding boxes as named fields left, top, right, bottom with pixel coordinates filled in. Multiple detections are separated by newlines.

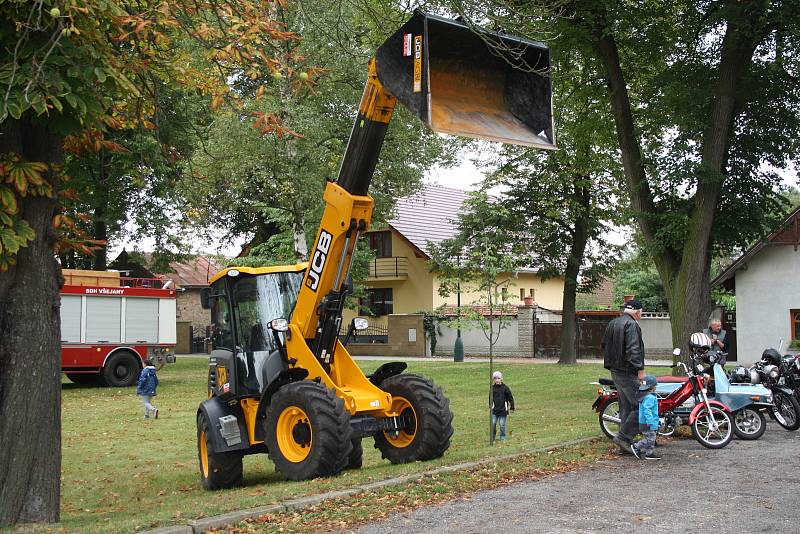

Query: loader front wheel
left=374, top=374, right=453, bottom=464
left=197, top=413, right=243, bottom=490
left=265, top=381, right=352, bottom=481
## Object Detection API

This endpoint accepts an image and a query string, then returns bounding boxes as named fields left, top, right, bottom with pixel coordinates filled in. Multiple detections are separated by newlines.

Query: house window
left=529, top=289, right=535, bottom=298
left=361, top=288, right=394, bottom=316
left=368, top=231, right=392, bottom=258
left=519, top=288, right=525, bottom=300
left=792, top=310, right=800, bottom=341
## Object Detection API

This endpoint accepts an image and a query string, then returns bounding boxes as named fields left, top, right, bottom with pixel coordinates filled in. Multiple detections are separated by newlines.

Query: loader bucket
left=375, top=11, right=555, bottom=149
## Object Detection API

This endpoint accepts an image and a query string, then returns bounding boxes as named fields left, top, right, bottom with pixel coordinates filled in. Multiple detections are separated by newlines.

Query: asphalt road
left=357, top=423, right=800, bottom=534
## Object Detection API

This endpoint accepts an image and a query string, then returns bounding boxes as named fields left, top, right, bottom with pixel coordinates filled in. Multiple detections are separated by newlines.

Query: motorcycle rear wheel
left=771, top=390, right=800, bottom=431
left=598, top=399, right=620, bottom=439
left=691, top=406, right=733, bottom=449
left=732, top=407, right=766, bottom=440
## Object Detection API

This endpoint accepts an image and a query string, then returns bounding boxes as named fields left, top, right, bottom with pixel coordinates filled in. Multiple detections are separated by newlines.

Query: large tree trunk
left=580, top=1, right=767, bottom=358
left=558, top=175, right=591, bottom=365
left=0, top=119, right=63, bottom=526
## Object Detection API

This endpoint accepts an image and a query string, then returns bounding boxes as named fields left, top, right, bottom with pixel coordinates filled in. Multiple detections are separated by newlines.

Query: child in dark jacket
left=631, top=375, right=660, bottom=460
left=136, top=359, right=159, bottom=419
left=490, top=371, right=515, bottom=442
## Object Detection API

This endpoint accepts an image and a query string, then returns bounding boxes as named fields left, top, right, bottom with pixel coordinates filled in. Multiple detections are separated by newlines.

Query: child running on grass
left=136, top=358, right=159, bottom=419
left=631, top=375, right=660, bottom=460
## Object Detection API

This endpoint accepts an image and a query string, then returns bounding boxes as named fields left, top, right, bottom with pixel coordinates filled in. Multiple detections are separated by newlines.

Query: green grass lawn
left=56, top=357, right=608, bottom=533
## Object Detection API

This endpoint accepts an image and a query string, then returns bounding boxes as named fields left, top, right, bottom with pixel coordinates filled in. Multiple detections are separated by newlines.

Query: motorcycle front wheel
left=732, top=407, right=766, bottom=440
left=598, top=399, right=620, bottom=439
left=771, top=390, right=800, bottom=431
left=691, top=406, right=733, bottom=449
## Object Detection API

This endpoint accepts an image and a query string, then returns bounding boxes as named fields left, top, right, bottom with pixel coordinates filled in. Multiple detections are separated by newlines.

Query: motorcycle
left=592, top=348, right=734, bottom=449
left=730, top=344, right=800, bottom=431
left=652, top=348, right=773, bottom=441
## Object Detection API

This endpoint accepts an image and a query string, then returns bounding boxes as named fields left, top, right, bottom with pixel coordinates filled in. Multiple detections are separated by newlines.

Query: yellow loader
left=197, top=10, right=555, bottom=488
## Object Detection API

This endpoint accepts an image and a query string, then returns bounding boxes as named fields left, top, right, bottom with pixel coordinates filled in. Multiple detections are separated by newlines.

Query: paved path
left=357, top=424, right=800, bottom=534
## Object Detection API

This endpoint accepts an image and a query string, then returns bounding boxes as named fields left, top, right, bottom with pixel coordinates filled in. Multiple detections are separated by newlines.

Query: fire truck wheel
left=265, top=381, right=352, bottom=481
left=373, top=374, right=454, bottom=464
left=101, top=351, right=141, bottom=387
left=65, top=373, right=100, bottom=385
left=197, top=413, right=243, bottom=490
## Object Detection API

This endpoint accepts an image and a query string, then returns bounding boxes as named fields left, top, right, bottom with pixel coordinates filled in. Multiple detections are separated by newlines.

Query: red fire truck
left=60, top=270, right=177, bottom=386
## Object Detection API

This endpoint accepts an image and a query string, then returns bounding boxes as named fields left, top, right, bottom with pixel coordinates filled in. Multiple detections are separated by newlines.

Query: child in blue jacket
left=136, top=359, right=159, bottom=419
left=631, top=375, right=660, bottom=460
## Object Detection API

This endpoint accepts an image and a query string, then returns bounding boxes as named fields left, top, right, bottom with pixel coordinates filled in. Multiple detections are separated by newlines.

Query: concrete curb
left=140, top=436, right=597, bottom=534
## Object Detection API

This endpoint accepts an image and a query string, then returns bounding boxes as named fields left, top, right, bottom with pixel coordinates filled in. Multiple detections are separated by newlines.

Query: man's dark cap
left=624, top=299, right=643, bottom=310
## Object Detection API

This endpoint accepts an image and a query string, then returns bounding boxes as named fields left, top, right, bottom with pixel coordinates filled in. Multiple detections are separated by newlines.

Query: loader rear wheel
left=374, top=374, right=453, bottom=464
left=101, top=351, right=140, bottom=387
left=197, top=413, right=243, bottom=490
left=346, top=438, right=363, bottom=470
left=265, top=381, right=352, bottom=481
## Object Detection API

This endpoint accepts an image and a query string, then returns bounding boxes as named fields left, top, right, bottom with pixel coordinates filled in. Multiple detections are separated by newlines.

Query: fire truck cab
left=60, top=269, right=177, bottom=386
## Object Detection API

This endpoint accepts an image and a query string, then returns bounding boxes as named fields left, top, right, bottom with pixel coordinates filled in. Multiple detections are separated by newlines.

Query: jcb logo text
left=306, top=230, right=332, bottom=291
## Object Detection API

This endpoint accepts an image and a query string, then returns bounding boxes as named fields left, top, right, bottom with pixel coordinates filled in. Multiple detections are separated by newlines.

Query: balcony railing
left=368, top=256, right=408, bottom=278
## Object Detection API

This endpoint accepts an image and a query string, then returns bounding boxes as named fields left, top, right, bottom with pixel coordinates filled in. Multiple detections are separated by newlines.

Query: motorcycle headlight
left=766, top=391, right=773, bottom=403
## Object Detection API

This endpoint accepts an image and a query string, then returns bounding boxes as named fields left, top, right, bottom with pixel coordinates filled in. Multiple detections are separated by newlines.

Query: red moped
left=592, top=349, right=734, bottom=449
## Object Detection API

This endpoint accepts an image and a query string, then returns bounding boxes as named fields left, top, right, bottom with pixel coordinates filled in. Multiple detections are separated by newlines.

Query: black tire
left=346, top=438, right=363, bottom=470
left=265, top=381, right=352, bottom=481
left=65, top=373, right=100, bottom=385
left=101, top=351, right=141, bottom=387
left=373, top=374, right=454, bottom=464
left=197, top=413, right=243, bottom=490
left=691, top=406, right=733, bottom=449
left=732, top=407, right=767, bottom=440
left=771, top=390, right=800, bottom=431
left=598, top=399, right=620, bottom=439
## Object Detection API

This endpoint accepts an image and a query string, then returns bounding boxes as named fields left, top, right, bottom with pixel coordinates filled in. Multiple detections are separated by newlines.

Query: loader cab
left=204, top=265, right=306, bottom=398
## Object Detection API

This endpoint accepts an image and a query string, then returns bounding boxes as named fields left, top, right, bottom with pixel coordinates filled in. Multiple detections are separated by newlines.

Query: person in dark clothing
left=490, top=371, right=515, bottom=442
left=602, top=299, right=646, bottom=453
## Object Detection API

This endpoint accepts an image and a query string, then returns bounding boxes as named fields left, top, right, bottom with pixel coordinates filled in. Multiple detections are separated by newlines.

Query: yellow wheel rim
left=199, top=431, right=209, bottom=478
left=383, top=396, right=417, bottom=448
left=277, top=406, right=312, bottom=463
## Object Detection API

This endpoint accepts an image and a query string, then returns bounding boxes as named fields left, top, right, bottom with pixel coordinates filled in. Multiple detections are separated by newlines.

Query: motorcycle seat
left=657, top=375, right=689, bottom=383
left=598, top=377, right=615, bottom=386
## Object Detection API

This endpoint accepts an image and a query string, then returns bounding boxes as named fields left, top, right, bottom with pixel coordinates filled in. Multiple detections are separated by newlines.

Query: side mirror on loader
left=200, top=287, right=212, bottom=309
left=343, top=317, right=370, bottom=347
left=269, top=318, right=289, bottom=332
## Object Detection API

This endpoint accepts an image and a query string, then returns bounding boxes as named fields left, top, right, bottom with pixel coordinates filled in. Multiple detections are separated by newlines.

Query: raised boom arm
left=291, top=10, right=555, bottom=366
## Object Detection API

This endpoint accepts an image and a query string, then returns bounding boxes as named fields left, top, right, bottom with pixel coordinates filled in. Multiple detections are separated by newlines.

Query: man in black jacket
left=602, top=299, right=646, bottom=453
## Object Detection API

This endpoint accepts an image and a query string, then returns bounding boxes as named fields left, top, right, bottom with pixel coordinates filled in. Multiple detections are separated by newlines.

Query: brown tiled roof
left=387, top=184, right=473, bottom=258
left=159, top=256, right=223, bottom=288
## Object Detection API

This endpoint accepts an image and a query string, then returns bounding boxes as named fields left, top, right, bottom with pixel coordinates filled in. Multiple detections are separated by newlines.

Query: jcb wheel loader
left=196, top=10, right=555, bottom=489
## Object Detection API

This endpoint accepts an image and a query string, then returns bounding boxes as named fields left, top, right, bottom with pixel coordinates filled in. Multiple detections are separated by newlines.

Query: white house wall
left=735, top=245, right=800, bottom=364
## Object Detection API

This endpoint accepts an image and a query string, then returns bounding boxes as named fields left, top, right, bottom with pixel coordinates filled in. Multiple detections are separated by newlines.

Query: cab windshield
left=231, top=271, right=303, bottom=395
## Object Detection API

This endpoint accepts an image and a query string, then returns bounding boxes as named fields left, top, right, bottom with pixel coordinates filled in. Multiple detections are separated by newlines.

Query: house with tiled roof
left=711, top=206, right=800, bottom=363
left=345, top=184, right=565, bottom=326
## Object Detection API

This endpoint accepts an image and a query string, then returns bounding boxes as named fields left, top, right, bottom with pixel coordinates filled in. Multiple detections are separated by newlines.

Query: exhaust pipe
left=375, top=11, right=555, bottom=149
